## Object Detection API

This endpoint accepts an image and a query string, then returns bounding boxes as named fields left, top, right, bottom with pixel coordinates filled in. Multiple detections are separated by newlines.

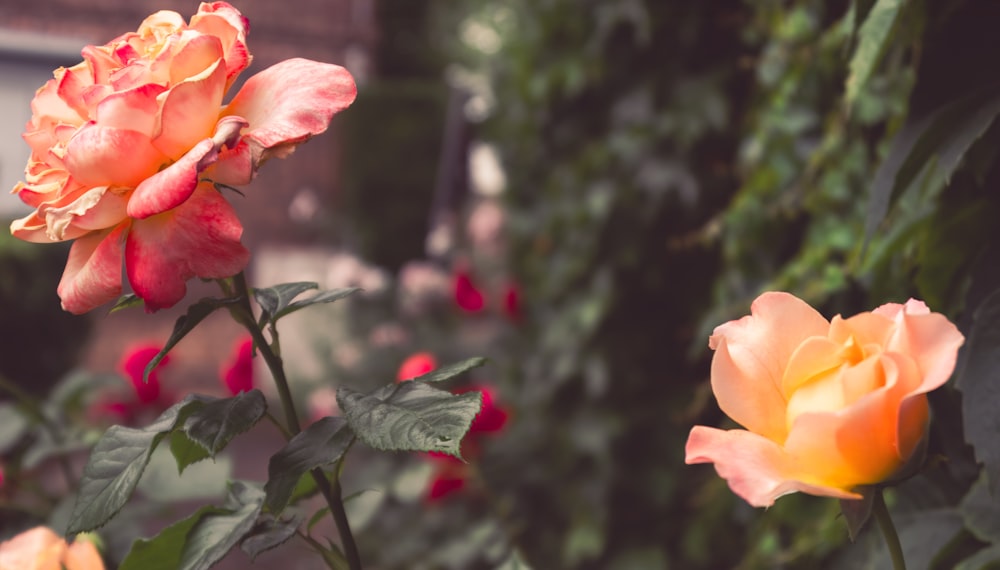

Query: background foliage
left=343, top=0, right=1000, bottom=568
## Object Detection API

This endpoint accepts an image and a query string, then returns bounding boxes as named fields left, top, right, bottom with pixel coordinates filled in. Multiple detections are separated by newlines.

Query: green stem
left=873, top=488, right=906, bottom=570
left=225, top=272, right=362, bottom=570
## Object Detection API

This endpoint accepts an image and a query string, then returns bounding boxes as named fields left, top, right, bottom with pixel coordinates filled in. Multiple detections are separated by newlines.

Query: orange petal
left=153, top=57, right=227, bottom=159
left=884, top=303, right=965, bottom=395
left=64, top=540, right=105, bottom=570
left=686, top=426, right=861, bottom=507
left=709, top=292, right=830, bottom=443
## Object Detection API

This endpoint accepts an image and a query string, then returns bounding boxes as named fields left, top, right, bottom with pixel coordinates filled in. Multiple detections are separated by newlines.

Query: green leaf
left=120, top=481, right=265, bottom=570
left=865, top=85, right=1000, bottom=247
left=252, top=282, right=318, bottom=325
left=0, top=403, right=29, bottom=454
left=264, top=417, right=355, bottom=514
left=67, top=397, right=204, bottom=534
left=109, top=293, right=143, bottom=314
left=137, top=446, right=231, bottom=502
left=144, top=297, right=240, bottom=383
left=839, top=487, right=875, bottom=542
left=409, top=357, right=488, bottom=384
left=337, top=381, right=482, bottom=458
left=168, top=431, right=212, bottom=475
left=274, top=287, right=360, bottom=322
left=845, top=0, right=903, bottom=108
left=240, top=515, right=301, bottom=561
left=120, top=505, right=224, bottom=570
left=960, top=471, right=1000, bottom=543
left=955, top=288, right=1000, bottom=493
left=180, top=390, right=267, bottom=457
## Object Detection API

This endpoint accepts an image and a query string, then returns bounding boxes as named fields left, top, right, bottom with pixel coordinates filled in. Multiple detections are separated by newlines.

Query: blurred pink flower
left=454, top=270, right=485, bottom=313
left=396, top=352, right=438, bottom=382
left=119, top=344, right=169, bottom=404
left=501, top=281, right=521, bottom=322
left=307, top=386, right=341, bottom=424
left=220, top=336, right=254, bottom=396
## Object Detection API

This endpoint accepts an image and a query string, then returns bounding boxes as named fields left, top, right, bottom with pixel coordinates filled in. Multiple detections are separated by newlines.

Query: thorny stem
left=225, top=272, right=363, bottom=570
left=873, top=488, right=906, bottom=570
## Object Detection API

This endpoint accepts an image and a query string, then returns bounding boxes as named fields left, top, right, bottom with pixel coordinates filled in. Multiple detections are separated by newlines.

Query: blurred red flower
left=220, top=336, right=254, bottom=396
left=396, top=351, right=438, bottom=382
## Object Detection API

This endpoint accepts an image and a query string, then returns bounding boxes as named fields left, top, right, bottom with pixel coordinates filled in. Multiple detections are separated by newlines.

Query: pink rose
left=119, top=344, right=170, bottom=405
left=10, top=2, right=356, bottom=313
left=0, top=526, right=104, bottom=570
left=686, top=292, right=964, bottom=507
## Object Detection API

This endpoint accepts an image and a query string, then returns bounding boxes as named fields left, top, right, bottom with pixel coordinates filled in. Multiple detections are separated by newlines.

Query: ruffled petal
left=709, top=293, right=832, bottom=443
left=685, top=426, right=861, bottom=507
left=883, top=301, right=965, bottom=394
left=152, top=56, right=227, bottom=159
left=125, top=182, right=248, bottom=311
left=223, top=58, right=356, bottom=164
left=57, top=224, right=126, bottom=314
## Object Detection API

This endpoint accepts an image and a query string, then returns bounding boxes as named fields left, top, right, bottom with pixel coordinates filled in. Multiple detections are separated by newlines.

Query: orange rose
left=685, top=292, right=964, bottom=507
left=0, top=527, right=104, bottom=570
left=10, top=2, right=356, bottom=313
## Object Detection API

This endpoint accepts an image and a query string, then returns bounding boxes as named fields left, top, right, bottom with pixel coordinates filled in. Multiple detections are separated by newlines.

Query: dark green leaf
left=960, top=471, right=1000, bottom=543
left=264, top=417, right=354, bottom=514
left=865, top=85, right=1000, bottom=247
left=955, top=289, right=1000, bottom=493
left=274, top=288, right=360, bottom=322
left=144, top=297, right=240, bottom=383
left=109, top=293, right=143, bottom=314
left=840, top=487, right=875, bottom=542
left=180, top=390, right=267, bottom=457
left=252, top=282, right=318, bottom=325
left=120, top=481, right=264, bottom=570
left=168, top=431, right=212, bottom=475
left=408, top=357, right=488, bottom=384
left=119, top=505, right=224, bottom=570
left=337, top=381, right=482, bottom=458
left=846, top=0, right=903, bottom=107
left=67, top=397, right=204, bottom=534
left=955, top=543, right=1000, bottom=570
left=240, top=515, right=301, bottom=561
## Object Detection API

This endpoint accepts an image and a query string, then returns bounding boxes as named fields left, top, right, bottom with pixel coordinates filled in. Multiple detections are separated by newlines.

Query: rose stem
left=227, top=272, right=363, bottom=570
left=873, top=488, right=906, bottom=570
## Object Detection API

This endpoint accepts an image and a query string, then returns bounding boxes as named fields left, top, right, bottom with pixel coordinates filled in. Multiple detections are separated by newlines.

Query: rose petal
left=885, top=304, right=965, bottom=394
left=0, top=527, right=68, bottom=570
left=64, top=123, right=167, bottom=187
left=685, top=426, right=861, bottom=507
left=223, top=58, right=356, bottom=164
left=57, top=224, right=126, bottom=314
left=125, top=182, right=248, bottom=311
left=94, top=82, right=166, bottom=135
left=708, top=292, right=830, bottom=443
left=153, top=57, right=227, bottom=159
left=128, top=138, right=214, bottom=219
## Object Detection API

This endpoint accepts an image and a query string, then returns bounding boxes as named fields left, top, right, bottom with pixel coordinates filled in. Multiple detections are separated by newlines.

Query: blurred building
left=0, top=0, right=377, bottom=377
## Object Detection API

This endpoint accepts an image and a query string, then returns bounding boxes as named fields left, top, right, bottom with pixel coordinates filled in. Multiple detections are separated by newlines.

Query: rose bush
left=0, top=526, right=104, bottom=570
left=685, top=292, right=964, bottom=507
left=10, top=1, right=356, bottom=313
